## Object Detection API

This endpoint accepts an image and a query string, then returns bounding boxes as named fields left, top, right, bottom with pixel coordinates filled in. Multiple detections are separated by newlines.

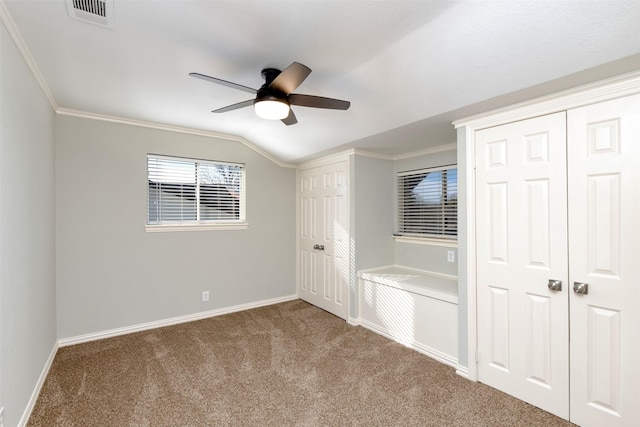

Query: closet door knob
left=548, top=279, right=562, bottom=291
left=573, top=282, right=589, bottom=295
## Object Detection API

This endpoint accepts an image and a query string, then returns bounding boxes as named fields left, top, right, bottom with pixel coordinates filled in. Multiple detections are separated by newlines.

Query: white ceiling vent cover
left=65, top=0, right=114, bottom=28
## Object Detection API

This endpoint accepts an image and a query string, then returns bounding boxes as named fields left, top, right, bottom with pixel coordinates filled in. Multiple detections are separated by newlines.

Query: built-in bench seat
left=356, top=265, right=458, bottom=367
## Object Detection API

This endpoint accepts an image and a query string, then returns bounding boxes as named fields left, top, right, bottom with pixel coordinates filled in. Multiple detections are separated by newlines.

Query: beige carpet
left=28, top=300, right=573, bottom=426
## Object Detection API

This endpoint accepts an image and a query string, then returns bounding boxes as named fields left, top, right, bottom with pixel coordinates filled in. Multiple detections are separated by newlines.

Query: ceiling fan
left=189, top=62, right=350, bottom=125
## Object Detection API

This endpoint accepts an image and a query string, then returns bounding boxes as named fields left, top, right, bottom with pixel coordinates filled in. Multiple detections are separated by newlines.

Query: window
left=397, top=165, right=457, bottom=239
left=147, top=154, right=246, bottom=231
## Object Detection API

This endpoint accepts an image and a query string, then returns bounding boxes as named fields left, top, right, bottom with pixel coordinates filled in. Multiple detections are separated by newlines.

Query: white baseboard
left=358, top=319, right=458, bottom=368
left=347, top=316, right=361, bottom=326
left=19, top=341, right=58, bottom=427
left=58, top=294, right=299, bottom=347
left=456, top=365, right=470, bottom=379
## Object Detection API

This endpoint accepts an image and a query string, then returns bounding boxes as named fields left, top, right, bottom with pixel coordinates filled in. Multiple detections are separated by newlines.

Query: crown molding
left=337, top=143, right=458, bottom=162
left=352, top=149, right=393, bottom=160
left=453, top=70, right=640, bottom=130
left=299, top=143, right=458, bottom=168
left=391, top=143, right=457, bottom=160
left=56, top=108, right=296, bottom=168
left=353, top=143, right=457, bottom=161
left=0, top=0, right=58, bottom=110
left=297, top=149, right=355, bottom=170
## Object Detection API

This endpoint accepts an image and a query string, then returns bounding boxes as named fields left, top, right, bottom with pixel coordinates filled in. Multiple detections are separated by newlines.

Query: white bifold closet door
left=567, top=94, right=640, bottom=427
left=475, top=92, right=640, bottom=426
left=475, top=112, right=570, bottom=420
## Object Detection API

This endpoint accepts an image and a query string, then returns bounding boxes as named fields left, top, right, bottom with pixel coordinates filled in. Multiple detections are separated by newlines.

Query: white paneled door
left=475, top=112, right=570, bottom=419
left=567, top=95, right=640, bottom=426
left=475, top=93, right=640, bottom=426
left=298, top=161, right=349, bottom=319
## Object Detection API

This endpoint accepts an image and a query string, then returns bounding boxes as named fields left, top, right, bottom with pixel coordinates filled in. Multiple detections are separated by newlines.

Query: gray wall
left=0, top=22, right=57, bottom=427
left=350, top=155, right=395, bottom=318
left=393, top=150, right=458, bottom=275
left=394, top=243, right=457, bottom=276
left=456, top=127, right=470, bottom=369
left=55, top=116, right=297, bottom=339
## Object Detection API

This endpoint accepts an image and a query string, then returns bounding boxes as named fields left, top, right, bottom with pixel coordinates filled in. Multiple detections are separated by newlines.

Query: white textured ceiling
left=3, top=0, right=640, bottom=163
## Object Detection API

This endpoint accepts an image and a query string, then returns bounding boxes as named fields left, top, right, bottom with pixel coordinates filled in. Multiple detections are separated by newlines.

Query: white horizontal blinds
left=147, top=155, right=244, bottom=225
left=398, top=166, right=457, bottom=238
left=197, top=162, right=243, bottom=221
left=148, top=156, right=196, bottom=224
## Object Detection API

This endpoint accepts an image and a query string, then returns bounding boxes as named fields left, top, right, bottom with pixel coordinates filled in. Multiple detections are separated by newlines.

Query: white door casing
left=475, top=112, right=570, bottom=419
left=567, top=94, right=640, bottom=426
left=298, top=161, right=349, bottom=319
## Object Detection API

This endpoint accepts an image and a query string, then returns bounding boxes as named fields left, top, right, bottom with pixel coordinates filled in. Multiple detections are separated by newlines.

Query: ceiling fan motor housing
left=256, top=68, right=288, bottom=104
left=261, top=68, right=282, bottom=85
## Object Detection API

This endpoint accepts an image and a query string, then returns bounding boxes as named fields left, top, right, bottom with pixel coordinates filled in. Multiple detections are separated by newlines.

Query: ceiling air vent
left=65, top=0, right=114, bottom=28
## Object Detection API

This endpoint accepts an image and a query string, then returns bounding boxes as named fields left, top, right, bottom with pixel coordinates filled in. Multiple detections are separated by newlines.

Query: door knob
left=573, top=282, right=589, bottom=295
left=318, top=245, right=324, bottom=251
left=313, top=244, right=319, bottom=250
left=548, top=279, right=562, bottom=291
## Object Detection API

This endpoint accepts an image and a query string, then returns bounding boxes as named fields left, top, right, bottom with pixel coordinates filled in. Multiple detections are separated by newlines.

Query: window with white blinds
left=147, top=155, right=245, bottom=230
left=397, top=165, right=457, bottom=239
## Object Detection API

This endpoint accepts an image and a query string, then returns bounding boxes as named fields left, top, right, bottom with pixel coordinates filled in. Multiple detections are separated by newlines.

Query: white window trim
left=145, top=222, right=248, bottom=232
left=393, top=234, right=457, bottom=247
left=146, top=154, right=246, bottom=232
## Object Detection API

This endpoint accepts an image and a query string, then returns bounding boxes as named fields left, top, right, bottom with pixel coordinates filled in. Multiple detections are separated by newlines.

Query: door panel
left=476, top=112, right=569, bottom=419
left=525, top=293, right=552, bottom=388
left=488, top=285, right=510, bottom=372
left=526, top=179, right=551, bottom=268
left=298, top=162, right=349, bottom=319
left=299, top=175, right=317, bottom=295
left=568, top=93, right=640, bottom=426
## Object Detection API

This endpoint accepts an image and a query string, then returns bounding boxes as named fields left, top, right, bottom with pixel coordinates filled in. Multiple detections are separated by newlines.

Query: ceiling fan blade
left=281, top=109, right=298, bottom=126
left=289, top=94, right=350, bottom=110
left=190, top=72, right=257, bottom=94
left=269, top=62, right=311, bottom=94
left=212, top=99, right=254, bottom=113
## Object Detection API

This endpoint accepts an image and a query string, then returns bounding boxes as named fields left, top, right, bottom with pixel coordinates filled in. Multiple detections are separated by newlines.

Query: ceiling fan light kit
left=254, top=98, right=290, bottom=120
left=190, top=62, right=350, bottom=125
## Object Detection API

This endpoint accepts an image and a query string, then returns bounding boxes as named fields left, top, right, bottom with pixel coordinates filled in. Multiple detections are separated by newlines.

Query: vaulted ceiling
left=3, top=0, right=640, bottom=163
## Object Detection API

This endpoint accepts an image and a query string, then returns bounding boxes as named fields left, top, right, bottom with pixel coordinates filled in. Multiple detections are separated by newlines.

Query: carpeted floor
left=28, top=299, right=573, bottom=426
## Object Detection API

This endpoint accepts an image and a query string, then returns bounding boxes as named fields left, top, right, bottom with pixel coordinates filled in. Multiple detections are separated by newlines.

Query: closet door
left=567, top=93, right=640, bottom=427
left=298, top=161, right=349, bottom=319
left=475, top=112, right=569, bottom=419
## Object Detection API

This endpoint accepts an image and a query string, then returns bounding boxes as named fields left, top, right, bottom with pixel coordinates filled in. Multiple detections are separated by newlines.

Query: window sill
left=393, top=235, right=457, bottom=247
left=146, top=222, right=249, bottom=232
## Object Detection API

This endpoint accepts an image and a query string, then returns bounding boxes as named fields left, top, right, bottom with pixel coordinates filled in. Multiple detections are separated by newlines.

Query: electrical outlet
left=447, top=250, right=455, bottom=263
left=202, top=291, right=209, bottom=302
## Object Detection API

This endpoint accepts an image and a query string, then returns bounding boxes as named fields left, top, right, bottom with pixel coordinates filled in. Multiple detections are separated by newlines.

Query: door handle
left=313, top=244, right=325, bottom=251
left=573, top=282, right=589, bottom=295
left=548, top=279, right=562, bottom=291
